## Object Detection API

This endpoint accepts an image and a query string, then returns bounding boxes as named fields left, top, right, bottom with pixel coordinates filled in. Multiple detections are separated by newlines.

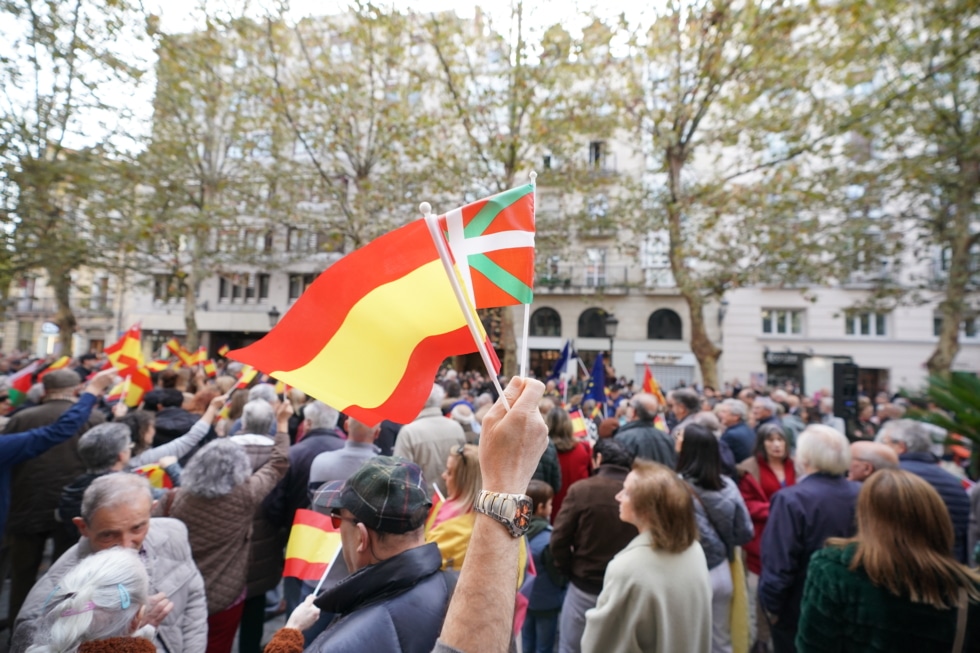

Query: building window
left=578, top=307, right=608, bottom=338
left=845, top=311, right=887, bottom=337
left=588, top=141, right=604, bottom=168
left=933, top=315, right=978, bottom=339
left=17, top=321, right=33, bottom=352
left=585, top=248, right=606, bottom=287
left=762, top=309, right=804, bottom=335
left=218, top=273, right=270, bottom=304
left=90, top=277, right=110, bottom=311
left=648, top=309, right=682, bottom=340
left=288, top=273, right=317, bottom=301
left=530, top=308, right=561, bottom=337
left=153, top=275, right=181, bottom=302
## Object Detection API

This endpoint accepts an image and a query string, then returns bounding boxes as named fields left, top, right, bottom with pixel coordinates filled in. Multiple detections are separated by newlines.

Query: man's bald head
left=628, top=393, right=660, bottom=422
left=849, top=440, right=900, bottom=482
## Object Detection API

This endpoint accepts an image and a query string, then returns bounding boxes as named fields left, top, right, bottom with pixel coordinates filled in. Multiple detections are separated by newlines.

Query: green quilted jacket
left=797, top=544, right=980, bottom=652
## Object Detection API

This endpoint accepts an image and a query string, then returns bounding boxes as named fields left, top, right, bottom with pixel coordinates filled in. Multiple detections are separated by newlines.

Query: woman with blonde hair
left=582, top=460, right=712, bottom=652
left=27, top=548, right=154, bottom=653
left=798, top=469, right=980, bottom=652
left=425, top=444, right=482, bottom=569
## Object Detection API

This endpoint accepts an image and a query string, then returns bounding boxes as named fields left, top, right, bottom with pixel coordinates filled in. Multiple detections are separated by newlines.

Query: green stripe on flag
left=464, top=184, right=534, bottom=238
left=469, top=253, right=534, bottom=304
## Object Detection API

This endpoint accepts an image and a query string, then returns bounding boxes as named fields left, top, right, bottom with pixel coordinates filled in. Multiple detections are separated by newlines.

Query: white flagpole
left=312, top=545, right=342, bottom=597
left=421, top=203, right=511, bottom=412
left=518, top=171, right=537, bottom=380
left=519, top=305, right=530, bottom=379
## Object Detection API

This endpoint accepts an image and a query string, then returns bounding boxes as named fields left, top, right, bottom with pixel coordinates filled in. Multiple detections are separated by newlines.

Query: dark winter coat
left=900, top=451, right=971, bottom=564
left=263, top=427, right=345, bottom=529
left=307, top=543, right=456, bottom=653
left=797, top=544, right=980, bottom=652
left=614, top=419, right=676, bottom=466
left=550, top=464, right=638, bottom=595
left=3, top=397, right=104, bottom=535
left=759, top=473, right=860, bottom=629
left=0, top=393, right=98, bottom=537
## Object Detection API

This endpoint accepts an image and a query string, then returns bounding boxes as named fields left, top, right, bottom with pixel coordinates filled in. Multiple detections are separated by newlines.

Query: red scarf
left=757, top=455, right=795, bottom=498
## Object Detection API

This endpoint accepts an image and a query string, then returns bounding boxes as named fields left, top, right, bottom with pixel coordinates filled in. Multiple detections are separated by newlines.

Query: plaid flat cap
left=312, top=456, right=432, bottom=534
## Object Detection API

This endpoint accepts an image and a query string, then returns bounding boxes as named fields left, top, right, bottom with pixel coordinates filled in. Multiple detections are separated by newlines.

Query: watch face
left=514, top=499, right=532, bottom=531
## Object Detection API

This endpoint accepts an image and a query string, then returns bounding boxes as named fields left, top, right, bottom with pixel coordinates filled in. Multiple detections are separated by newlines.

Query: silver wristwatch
left=473, top=490, right=533, bottom=537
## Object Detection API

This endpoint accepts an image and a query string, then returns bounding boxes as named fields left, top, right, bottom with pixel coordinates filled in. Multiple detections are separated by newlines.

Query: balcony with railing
left=7, top=297, right=114, bottom=319
left=536, top=263, right=633, bottom=294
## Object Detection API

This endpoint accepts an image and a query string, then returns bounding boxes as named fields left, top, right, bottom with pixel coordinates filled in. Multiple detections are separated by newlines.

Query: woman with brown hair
left=582, top=460, right=712, bottom=653
left=546, top=407, right=591, bottom=521
left=797, top=469, right=980, bottom=652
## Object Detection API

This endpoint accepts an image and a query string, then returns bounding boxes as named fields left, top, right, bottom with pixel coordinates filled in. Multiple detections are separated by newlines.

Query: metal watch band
left=474, top=490, right=532, bottom=538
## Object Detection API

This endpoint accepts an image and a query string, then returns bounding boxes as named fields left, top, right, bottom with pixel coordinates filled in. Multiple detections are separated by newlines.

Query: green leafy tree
left=823, top=0, right=980, bottom=375
left=264, top=2, right=437, bottom=249
left=615, top=0, right=874, bottom=388
left=135, top=11, right=289, bottom=349
left=424, top=4, right=620, bottom=374
left=0, top=0, right=143, bottom=353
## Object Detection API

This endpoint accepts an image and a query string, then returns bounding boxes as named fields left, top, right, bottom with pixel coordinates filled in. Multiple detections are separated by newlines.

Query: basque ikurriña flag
left=438, top=184, right=535, bottom=307
left=227, top=185, right=537, bottom=425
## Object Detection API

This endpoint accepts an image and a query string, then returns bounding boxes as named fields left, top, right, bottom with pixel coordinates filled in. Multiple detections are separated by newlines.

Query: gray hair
left=689, top=411, right=723, bottom=437
left=78, top=424, right=131, bottom=473
left=876, top=419, right=934, bottom=453
left=304, top=401, right=339, bottom=431
left=248, top=383, right=278, bottom=405
left=241, top=399, right=274, bottom=436
left=180, top=439, right=251, bottom=498
left=81, top=474, right=152, bottom=523
left=27, top=548, right=150, bottom=653
left=475, top=393, right=493, bottom=408
left=719, top=398, right=747, bottom=421
left=753, top=397, right=778, bottom=415
left=26, top=382, right=45, bottom=404
left=796, top=425, right=850, bottom=475
left=425, top=383, right=445, bottom=409
left=672, top=388, right=700, bottom=414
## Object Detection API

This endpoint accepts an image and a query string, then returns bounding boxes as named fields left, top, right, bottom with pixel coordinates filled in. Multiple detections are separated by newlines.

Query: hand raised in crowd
left=141, top=592, right=174, bottom=628
left=111, top=401, right=129, bottom=420
left=276, top=396, right=294, bottom=429
left=158, top=456, right=177, bottom=469
left=284, top=594, right=320, bottom=632
left=82, top=369, right=117, bottom=396
left=478, top=377, right=548, bottom=495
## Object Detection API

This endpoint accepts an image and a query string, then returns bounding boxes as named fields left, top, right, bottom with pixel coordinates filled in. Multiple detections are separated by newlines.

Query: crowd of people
left=0, top=350, right=978, bottom=652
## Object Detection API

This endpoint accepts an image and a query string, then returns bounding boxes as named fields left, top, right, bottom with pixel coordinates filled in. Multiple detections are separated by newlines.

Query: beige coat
left=582, top=532, right=712, bottom=653
left=393, top=407, right=465, bottom=495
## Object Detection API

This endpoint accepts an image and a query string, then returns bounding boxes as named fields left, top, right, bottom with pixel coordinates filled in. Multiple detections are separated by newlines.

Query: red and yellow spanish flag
left=36, top=356, right=71, bottom=381
left=147, top=359, right=171, bottom=372
left=282, top=509, right=342, bottom=581
left=203, top=359, right=217, bottom=378
left=106, top=325, right=144, bottom=372
left=643, top=363, right=668, bottom=406
left=217, top=344, right=230, bottom=357
left=228, top=217, right=500, bottom=426
left=569, top=410, right=588, bottom=439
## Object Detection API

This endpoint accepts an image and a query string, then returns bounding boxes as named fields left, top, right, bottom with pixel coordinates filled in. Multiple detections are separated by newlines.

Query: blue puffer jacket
left=309, top=542, right=455, bottom=653
left=900, top=452, right=971, bottom=563
left=689, top=475, right=754, bottom=569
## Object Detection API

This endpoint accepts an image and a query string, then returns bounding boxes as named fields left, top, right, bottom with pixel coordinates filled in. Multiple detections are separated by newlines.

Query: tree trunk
left=49, top=267, right=77, bottom=355
left=685, top=290, right=721, bottom=389
left=183, top=236, right=205, bottom=351
left=926, top=158, right=979, bottom=375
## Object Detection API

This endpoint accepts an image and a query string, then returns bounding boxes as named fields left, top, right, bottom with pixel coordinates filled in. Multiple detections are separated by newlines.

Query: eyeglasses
left=455, top=444, right=467, bottom=465
left=330, top=511, right=358, bottom=530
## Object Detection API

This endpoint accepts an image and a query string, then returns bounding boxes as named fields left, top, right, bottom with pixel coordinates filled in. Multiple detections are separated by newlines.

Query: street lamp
left=604, top=312, right=619, bottom=372
left=267, top=306, right=281, bottom=328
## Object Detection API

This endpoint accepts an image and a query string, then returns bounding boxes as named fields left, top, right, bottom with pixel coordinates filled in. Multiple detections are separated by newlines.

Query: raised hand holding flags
left=229, top=183, right=535, bottom=426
